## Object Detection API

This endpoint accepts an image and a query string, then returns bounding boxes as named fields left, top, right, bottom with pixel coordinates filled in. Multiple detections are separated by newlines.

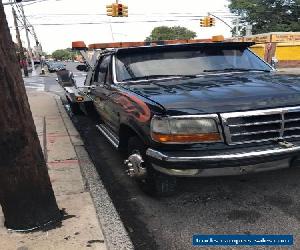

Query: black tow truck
left=63, top=38, right=300, bottom=196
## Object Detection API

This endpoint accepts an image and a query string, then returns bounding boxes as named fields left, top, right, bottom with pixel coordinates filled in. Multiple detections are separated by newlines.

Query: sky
left=3, top=0, right=235, bottom=53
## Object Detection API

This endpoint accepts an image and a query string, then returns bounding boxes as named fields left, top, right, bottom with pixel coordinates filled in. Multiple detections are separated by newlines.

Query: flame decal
left=112, top=93, right=151, bottom=123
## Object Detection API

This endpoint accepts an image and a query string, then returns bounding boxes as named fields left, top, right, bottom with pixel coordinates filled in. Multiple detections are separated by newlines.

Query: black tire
left=145, top=168, right=177, bottom=197
left=83, top=102, right=101, bottom=122
left=67, top=98, right=81, bottom=115
left=127, top=136, right=177, bottom=197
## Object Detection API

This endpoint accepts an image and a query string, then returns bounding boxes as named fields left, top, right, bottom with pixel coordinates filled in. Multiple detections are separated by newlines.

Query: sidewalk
left=0, top=91, right=107, bottom=250
left=277, top=67, right=300, bottom=74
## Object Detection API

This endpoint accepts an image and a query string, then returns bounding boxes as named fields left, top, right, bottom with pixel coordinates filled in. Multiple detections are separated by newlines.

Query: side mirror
left=76, top=64, right=88, bottom=72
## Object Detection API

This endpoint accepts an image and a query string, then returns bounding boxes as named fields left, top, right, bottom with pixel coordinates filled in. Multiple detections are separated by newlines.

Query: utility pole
left=12, top=7, right=28, bottom=77
left=19, top=2, right=37, bottom=76
left=30, top=25, right=45, bottom=74
left=235, top=17, right=240, bottom=36
left=245, top=24, right=253, bottom=36
left=31, top=25, right=42, bottom=56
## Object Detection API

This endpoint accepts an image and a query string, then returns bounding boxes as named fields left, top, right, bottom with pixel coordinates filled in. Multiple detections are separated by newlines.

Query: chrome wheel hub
left=124, top=153, right=147, bottom=179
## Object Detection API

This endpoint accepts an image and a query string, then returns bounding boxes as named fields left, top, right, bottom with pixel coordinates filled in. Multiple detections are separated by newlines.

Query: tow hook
left=240, top=167, right=247, bottom=174
left=124, top=153, right=147, bottom=179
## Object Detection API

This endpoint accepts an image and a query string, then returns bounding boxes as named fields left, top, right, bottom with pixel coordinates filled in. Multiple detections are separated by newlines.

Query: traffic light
left=200, top=16, right=215, bottom=27
left=122, top=4, right=128, bottom=17
left=200, top=17, right=208, bottom=27
left=106, top=3, right=128, bottom=17
left=117, top=4, right=123, bottom=16
left=208, top=17, right=216, bottom=27
left=106, top=3, right=117, bottom=17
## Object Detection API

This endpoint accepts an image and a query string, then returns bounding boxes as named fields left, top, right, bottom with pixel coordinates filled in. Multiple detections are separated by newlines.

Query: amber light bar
left=72, top=36, right=225, bottom=50
left=151, top=132, right=221, bottom=143
left=72, top=41, right=87, bottom=50
left=88, top=39, right=212, bottom=49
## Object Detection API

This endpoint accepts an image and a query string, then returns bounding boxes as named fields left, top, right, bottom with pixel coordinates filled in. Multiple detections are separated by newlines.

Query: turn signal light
left=76, top=96, right=84, bottom=102
left=151, top=133, right=221, bottom=143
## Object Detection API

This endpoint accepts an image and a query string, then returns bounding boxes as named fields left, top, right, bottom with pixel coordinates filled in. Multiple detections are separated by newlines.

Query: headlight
left=151, top=115, right=222, bottom=143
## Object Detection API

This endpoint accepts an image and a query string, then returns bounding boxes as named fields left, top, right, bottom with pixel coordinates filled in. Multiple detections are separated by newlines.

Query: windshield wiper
left=124, top=74, right=199, bottom=81
left=203, top=68, right=271, bottom=73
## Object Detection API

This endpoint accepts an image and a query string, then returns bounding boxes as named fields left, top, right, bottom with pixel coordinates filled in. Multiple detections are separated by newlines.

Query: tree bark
left=0, top=2, right=61, bottom=230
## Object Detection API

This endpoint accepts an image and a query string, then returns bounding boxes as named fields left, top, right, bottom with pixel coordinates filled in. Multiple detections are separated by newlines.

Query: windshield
left=115, top=48, right=272, bottom=82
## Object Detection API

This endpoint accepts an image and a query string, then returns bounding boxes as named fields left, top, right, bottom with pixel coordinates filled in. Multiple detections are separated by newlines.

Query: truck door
left=91, top=55, right=118, bottom=132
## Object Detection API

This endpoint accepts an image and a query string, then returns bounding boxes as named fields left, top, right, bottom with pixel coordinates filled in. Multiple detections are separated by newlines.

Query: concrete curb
left=75, top=146, right=134, bottom=250
left=57, top=98, right=134, bottom=250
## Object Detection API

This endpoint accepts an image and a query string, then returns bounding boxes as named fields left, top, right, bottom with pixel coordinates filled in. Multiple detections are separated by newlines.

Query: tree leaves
left=145, top=26, right=197, bottom=41
left=229, top=0, right=300, bottom=34
left=52, top=48, right=77, bottom=61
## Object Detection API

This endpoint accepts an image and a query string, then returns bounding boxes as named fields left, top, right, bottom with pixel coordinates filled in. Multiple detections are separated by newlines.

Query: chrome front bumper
left=146, top=143, right=300, bottom=177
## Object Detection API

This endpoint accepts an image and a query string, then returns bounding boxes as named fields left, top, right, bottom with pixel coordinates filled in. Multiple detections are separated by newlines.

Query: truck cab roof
left=113, top=42, right=256, bottom=55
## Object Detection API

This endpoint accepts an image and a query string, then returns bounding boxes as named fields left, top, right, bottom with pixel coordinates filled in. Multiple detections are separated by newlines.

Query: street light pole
left=207, top=12, right=233, bottom=30
left=19, top=2, right=37, bottom=76
left=208, top=12, right=241, bottom=37
left=235, top=17, right=240, bottom=36
left=109, top=22, right=115, bottom=41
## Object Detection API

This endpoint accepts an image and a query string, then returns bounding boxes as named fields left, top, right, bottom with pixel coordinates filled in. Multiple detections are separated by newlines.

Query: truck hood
left=121, top=72, right=300, bottom=115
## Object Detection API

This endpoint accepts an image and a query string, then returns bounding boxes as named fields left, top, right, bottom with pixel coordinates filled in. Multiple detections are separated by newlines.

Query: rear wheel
left=67, top=98, right=81, bottom=115
left=83, top=102, right=101, bottom=122
left=126, top=136, right=177, bottom=197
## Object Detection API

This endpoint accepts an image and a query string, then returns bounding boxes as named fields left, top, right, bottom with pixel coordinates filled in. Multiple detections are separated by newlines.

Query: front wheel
left=126, top=136, right=177, bottom=197
left=140, top=168, right=177, bottom=197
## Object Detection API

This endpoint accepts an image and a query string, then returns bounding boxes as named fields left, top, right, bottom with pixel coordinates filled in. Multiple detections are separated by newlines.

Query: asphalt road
left=25, top=64, right=300, bottom=249
left=24, top=62, right=85, bottom=94
left=70, top=116, right=300, bottom=250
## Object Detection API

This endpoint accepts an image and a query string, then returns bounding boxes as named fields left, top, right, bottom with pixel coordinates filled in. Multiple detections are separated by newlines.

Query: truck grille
left=221, top=106, right=300, bottom=145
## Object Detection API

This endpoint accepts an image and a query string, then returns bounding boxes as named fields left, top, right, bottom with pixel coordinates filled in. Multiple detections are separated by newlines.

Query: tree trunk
left=0, top=2, right=61, bottom=230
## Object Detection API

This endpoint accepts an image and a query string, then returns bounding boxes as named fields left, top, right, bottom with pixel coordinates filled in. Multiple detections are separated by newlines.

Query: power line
left=27, top=12, right=234, bottom=16
left=3, top=0, right=62, bottom=5
left=16, top=3, right=31, bottom=24
left=23, top=0, right=63, bottom=6
left=26, top=12, right=237, bottom=18
left=13, top=3, right=35, bottom=37
left=3, top=0, right=39, bottom=5
left=27, top=14, right=238, bottom=20
left=29, top=18, right=229, bottom=26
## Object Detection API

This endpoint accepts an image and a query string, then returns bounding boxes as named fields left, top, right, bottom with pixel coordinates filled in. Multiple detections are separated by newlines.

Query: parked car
left=66, top=41, right=300, bottom=196
left=45, top=60, right=53, bottom=68
left=48, top=62, right=66, bottom=73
